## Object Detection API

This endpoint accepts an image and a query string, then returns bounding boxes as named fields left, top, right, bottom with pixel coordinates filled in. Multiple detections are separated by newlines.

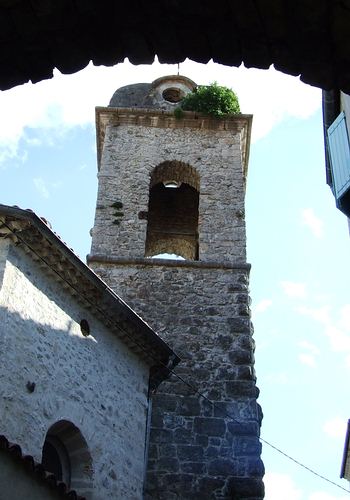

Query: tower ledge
left=95, top=106, right=252, bottom=177
left=87, top=254, right=251, bottom=271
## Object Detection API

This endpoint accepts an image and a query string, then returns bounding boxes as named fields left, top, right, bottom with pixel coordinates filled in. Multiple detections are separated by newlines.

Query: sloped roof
left=1, top=1, right=350, bottom=92
left=0, top=435, right=85, bottom=499
left=340, top=419, right=350, bottom=480
left=0, top=204, right=180, bottom=381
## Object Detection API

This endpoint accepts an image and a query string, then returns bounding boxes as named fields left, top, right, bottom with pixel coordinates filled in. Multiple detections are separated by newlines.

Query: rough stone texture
left=89, top=79, right=264, bottom=499
left=90, top=260, right=263, bottom=499
left=0, top=239, right=151, bottom=500
left=91, top=118, right=250, bottom=264
left=109, top=76, right=196, bottom=111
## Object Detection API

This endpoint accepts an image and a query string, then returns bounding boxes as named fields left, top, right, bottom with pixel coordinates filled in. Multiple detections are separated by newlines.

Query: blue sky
left=1, top=59, right=350, bottom=499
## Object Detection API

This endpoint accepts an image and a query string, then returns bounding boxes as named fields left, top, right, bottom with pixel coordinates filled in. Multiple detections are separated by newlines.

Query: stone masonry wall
left=90, top=258, right=264, bottom=500
left=0, top=240, right=150, bottom=500
left=89, top=108, right=263, bottom=499
left=91, top=123, right=247, bottom=263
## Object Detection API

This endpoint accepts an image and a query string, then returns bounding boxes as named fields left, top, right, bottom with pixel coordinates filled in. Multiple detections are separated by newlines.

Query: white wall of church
left=0, top=239, right=150, bottom=499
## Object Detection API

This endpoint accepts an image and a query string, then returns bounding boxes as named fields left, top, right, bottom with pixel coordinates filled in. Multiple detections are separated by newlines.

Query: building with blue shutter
left=323, top=91, right=350, bottom=218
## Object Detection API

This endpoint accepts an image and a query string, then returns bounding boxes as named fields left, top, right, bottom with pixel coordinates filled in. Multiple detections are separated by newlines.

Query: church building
left=0, top=203, right=179, bottom=499
left=88, top=75, right=264, bottom=499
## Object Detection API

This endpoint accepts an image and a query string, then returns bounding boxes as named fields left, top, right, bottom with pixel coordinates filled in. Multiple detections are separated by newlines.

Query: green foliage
left=113, top=211, right=124, bottom=217
left=111, top=201, right=123, bottom=209
left=174, top=107, right=184, bottom=119
left=180, top=82, right=240, bottom=117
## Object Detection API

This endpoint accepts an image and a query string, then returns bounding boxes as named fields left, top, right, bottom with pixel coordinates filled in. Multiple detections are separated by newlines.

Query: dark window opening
left=42, top=420, right=93, bottom=497
left=145, top=161, right=200, bottom=260
left=42, top=436, right=71, bottom=485
left=162, top=87, right=184, bottom=103
left=80, top=319, right=90, bottom=337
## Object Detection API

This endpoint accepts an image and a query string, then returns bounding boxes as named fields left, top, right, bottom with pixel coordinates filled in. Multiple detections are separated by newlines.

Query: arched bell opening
left=145, top=161, right=200, bottom=260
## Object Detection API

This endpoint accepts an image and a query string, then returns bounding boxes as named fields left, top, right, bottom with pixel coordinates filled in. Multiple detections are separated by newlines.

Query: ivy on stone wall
left=111, top=201, right=124, bottom=225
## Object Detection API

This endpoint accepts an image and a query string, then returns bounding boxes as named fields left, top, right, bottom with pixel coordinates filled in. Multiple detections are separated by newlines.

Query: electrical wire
left=3, top=217, right=350, bottom=496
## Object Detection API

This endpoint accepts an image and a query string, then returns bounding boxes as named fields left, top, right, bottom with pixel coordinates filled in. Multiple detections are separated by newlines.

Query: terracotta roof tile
left=0, top=435, right=86, bottom=499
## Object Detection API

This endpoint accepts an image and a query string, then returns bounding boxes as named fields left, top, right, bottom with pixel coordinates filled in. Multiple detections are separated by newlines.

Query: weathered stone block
left=177, top=445, right=204, bottom=461
left=226, top=381, right=257, bottom=397
left=157, top=457, right=180, bottom=472
left=173, top=427, right=193, bottom=444
left=227, top=421, right=259, bottom=437
left=194, top=417, right=226, bottom=437
left=181, top=461, right=205, bottom=474
left=208, top=458, right=237, bottom=475
left=150, top=429, right=174, bottom=444
left=234, top=437, right=262, bottom=457
left=227, top=317, right=251, bottom=333
left=177, top=397, right=201, bottom=416
left=246, top=457, right=265, bottom=477
left=226, top=478, right=265, bottom=499
left=228, top=349, right=254, bottom=365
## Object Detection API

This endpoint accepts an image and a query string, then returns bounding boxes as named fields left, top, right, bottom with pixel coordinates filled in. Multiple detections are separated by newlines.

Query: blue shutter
left=327, top=112, right=350, bottom=201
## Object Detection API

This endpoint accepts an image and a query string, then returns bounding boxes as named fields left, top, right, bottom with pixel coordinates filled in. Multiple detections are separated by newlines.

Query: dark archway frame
left=1, top=1, right=350, bottom=93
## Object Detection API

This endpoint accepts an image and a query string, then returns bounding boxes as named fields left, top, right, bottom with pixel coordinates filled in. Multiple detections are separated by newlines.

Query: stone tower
left=88, top=76, right=264, bottom=499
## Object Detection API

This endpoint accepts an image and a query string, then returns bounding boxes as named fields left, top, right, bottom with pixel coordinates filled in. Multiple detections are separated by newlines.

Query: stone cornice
left=95, top=106, right=252, bottom=178
left=87, top=253, right=251, bottom=272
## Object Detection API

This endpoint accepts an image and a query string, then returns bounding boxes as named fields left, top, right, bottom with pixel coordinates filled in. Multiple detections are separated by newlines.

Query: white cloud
left=254, top=299, right=273, bottom=313
left=0, top=59, right=321, bottom=164
left=309, top=493, right=350, bottom=500
left=322, top=417, right=347, bottom=439
left=297, top=305, right=329, bottom=324
left=338, top=304, right=350, bottom=332
left=33, top=177, right=62, bottom=199
left=325, top=324, right=350, bottom=352
left=264, top=472, right=302, bottom=500
left=297, top=303, right=350, bottom=367
left=298, top=352, right=317, bottom=368
left=281, top=281, right=307, bottom=298
left=298, top=340, right=320, bottom=356
left=301, top=208, right=324, bottom=238
left=33, top=177, right=50, bottom=199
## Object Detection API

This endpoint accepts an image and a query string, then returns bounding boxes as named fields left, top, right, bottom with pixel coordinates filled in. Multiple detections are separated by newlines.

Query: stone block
left=194, top=417, right=226, bottom=437
left=234, top=437, right=262, bottom=457
left=157, top=457, right=180, bottom=473
left=246, top=457, right=265, bottom=477
left=173, top=427, right=193, bottom=444
left=227, top=317, right=251, bottom=333
left=226, top=381, right=257, bottom=397
left=177, top=397, right=201, bottom=416
left=181, top=461, right=206, bottom=474
left=208, top=458, right=237, bottom=476
left=150, top=429, right=174, bottom=444
left=228, top=349, right=253, bottom=365
left=177, top=445, right=204, bottom=461
left=226, top=477, right=265, bottom=499
left=227, top=421, right=259, bottom=437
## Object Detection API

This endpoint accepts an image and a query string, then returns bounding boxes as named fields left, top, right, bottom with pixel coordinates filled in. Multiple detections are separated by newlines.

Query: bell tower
left=88, top=76, right=264, bottom=499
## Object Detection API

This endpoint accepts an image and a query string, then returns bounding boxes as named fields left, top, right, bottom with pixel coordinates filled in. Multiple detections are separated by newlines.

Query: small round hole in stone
left=80, top=319, right=90, bottom=337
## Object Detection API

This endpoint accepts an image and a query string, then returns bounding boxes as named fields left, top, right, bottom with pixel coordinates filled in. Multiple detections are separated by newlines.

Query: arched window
left=42, top=420, right=93, bottom=497
left=145, top=161, right=200, bottom=260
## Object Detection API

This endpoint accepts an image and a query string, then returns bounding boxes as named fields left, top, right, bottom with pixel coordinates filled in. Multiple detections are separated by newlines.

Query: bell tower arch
left=88, top=76, right=264, bottom=499
left=145, top=160, right=200, bottom=260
